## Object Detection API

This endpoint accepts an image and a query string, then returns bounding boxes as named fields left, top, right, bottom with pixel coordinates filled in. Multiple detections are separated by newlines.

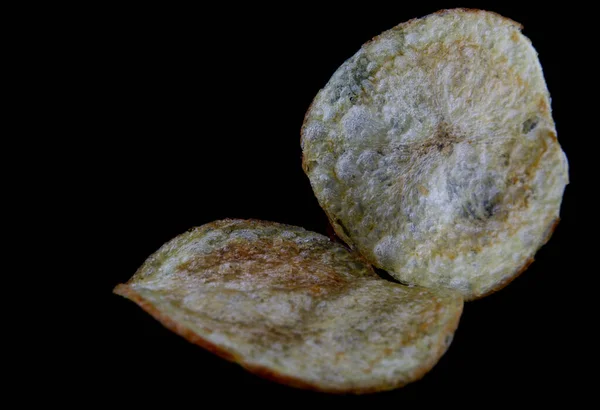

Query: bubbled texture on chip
left=114, top=219, right=463, bottom=393
left=301, top=9, right=568, bottom=299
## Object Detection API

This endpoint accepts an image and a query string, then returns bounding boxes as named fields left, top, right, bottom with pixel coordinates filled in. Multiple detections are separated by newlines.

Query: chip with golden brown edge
left=301, top=9, right=568, bottom=300
left=114, top=219, right=463, bottom=393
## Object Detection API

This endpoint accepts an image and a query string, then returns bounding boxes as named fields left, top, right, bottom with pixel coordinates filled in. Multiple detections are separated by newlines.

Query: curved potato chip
left=114, top=219, right=463, bottom=393
left=301, top=9, right=568, bottom=300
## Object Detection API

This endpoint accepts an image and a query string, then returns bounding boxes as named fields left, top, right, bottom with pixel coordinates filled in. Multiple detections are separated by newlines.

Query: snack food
left=114, top=219, right=463, bottom=393
left=301, top=9, right=568, bottom=299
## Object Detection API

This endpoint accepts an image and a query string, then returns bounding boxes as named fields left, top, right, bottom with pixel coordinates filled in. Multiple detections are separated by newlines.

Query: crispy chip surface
left=301, top=9, right=568, bottom=299
left=115, top=219, right=463, bottom=393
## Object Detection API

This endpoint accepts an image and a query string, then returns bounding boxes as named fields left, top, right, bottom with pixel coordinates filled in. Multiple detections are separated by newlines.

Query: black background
left=90, top=2, right=582, bottom=404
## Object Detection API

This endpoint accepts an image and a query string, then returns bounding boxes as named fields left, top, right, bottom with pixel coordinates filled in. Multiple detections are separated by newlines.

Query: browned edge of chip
left=113, top=283, right=463, bottom=394
left=474, top=217, right=561, bottom=300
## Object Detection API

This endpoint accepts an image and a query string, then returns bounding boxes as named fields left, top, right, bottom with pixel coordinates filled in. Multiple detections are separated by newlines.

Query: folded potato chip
left=114, top=219, right=463, bottom=393
left=301, top=9, right=568, bottom=299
